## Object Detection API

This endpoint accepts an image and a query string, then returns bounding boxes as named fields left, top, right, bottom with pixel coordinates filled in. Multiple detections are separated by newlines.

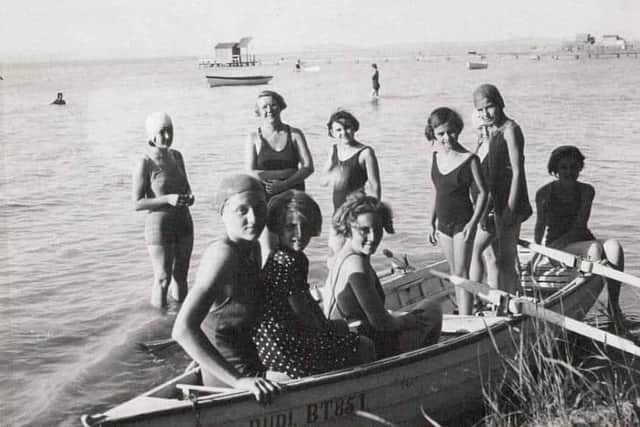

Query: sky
left=2, top=0, right=639, bottom=62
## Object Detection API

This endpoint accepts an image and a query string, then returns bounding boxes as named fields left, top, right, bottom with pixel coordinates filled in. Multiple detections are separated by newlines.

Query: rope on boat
left=353, top=409, right=399, bottom=426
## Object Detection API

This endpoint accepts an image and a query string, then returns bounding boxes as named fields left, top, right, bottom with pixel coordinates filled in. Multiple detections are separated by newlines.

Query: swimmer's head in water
left=214, top=174, right=266, bottom=215
left=473, top=84, right=505, bottom=110
left=145, top=112, right=173, bottom=147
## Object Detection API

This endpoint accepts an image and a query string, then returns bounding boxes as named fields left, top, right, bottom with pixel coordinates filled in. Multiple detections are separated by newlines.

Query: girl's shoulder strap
left=326, top=252, right=359, bottom=320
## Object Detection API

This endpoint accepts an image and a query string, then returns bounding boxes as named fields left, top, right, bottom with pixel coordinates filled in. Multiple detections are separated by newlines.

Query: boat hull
left=467, top=61, right=489, bottom=70
left=206, top=75, right=273, bottom=87
left=82, top=258, right=604, bottom=426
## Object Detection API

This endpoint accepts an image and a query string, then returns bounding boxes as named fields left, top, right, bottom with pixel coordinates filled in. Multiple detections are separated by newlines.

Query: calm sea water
left=2, top=51, right=640, bottom=426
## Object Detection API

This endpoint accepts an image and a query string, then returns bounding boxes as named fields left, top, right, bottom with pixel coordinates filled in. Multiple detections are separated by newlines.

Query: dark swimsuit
left=330, top=145, right=369, bottom=211
left=544, top=183, right=595, bottom=245
left=143, top=150, right=193, bottom=245
left=486, top=121, right=532, bottom=222
left=255, top=125, right=305, bottom=193
left=431, top=152, right=475, bottom=237
left=200, top=241, right=265, bottom=383
left=372, top=70, right=380, bottom=90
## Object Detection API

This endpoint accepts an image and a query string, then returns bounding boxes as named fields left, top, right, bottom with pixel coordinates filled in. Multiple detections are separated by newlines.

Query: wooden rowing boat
left=81, top=250, right=604, bottom=427
left=206, top=75, right=273, bottom=87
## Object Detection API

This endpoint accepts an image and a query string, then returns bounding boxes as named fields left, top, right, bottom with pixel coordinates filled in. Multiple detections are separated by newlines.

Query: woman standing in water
left=245, top=90, right=314, bottom=263
left=371, top=64, right=380, bottom=98
left=132, top=112, right=194, bottom=308
left=473, top=84, right=532, bottom=295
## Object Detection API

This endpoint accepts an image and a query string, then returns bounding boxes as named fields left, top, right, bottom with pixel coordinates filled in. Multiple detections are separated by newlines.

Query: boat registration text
left=248, top=392, right=366, bottom=426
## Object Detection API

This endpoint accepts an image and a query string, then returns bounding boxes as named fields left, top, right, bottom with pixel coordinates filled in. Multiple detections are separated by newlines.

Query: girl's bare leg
left=147, top=244, right=174, bottom=308
left=452, top=231, right=473, bottom=315
left=171, top=235, right=194, bottom=302
left=495, top=216, right=522, bottom=295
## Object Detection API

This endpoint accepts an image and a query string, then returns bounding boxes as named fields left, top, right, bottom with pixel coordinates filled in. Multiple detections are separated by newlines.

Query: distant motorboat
left=303, top=65, right=320, bottom=72
left=205, top=75, right=273, bottom=87
left=467, top=61, right=488, bottom=70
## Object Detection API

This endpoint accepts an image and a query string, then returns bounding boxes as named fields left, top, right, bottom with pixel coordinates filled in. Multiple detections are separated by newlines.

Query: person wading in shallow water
left=51, top=92, right=66, bottom=105
left=132, top=112, right=194, bottom=309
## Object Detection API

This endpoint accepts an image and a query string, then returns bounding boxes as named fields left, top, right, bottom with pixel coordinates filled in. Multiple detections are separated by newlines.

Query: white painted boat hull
left=81, top=256, right=604, bottom=426
left=206, top=75, right=273, bottom=87
left=467, top=61, right=489, bottom=70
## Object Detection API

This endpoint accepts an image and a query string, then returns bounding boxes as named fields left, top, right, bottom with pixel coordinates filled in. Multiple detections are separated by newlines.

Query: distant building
left=214, top=37, right=255, bottom=66
left=601, top=34, right=628, bottom=50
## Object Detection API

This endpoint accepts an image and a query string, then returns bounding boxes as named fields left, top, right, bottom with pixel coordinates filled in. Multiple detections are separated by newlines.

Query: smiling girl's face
left=433, top=122, right=460, bottom=148
left=555, top=157, right=581, bottom=182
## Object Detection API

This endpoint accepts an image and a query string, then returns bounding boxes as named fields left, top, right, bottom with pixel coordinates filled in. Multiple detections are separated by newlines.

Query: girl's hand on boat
left=234, top=377, right=283, bottom=404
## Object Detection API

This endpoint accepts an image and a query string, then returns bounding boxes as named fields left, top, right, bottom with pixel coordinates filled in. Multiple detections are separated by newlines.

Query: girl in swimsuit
left=172, top=174, right=283, bottom=403
left=425, top=107, right=487, bottom=315
left=533, top=146, right=624, bottom=322
left=322, top=110, right=381, bottom=212
left=132, top=112, right=194, bottom=308
left=252, top=190, right=375, bottom=378
left=322, top=110, right=381, bottom=263
left=469, top=109, right=500, bottom=293
left=473, top=84, right=532, bottom=295
left=324, top=193, right=442, bottom=358
left=245, top=90, right=314, bottom=264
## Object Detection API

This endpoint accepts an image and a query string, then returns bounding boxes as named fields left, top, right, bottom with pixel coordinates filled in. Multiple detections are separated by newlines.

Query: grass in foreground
left=480, top=316, right=640, bottom=427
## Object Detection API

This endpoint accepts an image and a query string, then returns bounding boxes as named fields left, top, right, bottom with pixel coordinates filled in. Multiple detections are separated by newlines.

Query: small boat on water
left=205, top=75, right=273, bottom=88
left=467, top=61, right=489, bottom=70
left=81, top=246, right=606, bottom=427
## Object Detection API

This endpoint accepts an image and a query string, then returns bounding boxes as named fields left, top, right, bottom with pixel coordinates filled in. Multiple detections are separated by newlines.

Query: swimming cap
left=214, top=174, right=265, bottom=214
left=473, top=84, right=505, bottom=109
left=145, top=112, right=172, bottom=142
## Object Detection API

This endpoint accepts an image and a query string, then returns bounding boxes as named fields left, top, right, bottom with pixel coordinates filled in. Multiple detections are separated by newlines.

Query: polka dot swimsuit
left=252, top=248, right=359, bottom=378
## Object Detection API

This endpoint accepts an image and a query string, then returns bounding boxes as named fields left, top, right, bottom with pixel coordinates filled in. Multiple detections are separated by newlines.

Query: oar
left=518, top=239, right=640, bottom=288
left=429, top=270, right=640, bottom=357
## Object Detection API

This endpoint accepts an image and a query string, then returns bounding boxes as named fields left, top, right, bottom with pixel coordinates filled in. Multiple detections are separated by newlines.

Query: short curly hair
left=327, top=110, right=360, bottom=136
left=254, top=90, right=287, bottom=116
left=332, top=192, right=394, bottom=237
left=266, top=190, right=322, bottom=237
left=547, top=145, right=585, bottom=175
left=424, top=107, right=464, bottom=142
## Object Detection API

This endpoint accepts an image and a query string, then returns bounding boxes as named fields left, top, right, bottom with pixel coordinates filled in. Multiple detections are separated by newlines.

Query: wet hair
left=327, top=110, right=360, bottom=136
left=547, top=145, right=585, bottom=175
left=424, top=107, right=464, bottom=141
left=254, top=90, right=287, bottom=116
left=332, top=192, right=394, bottom=237
left=267, top=190, right=322, bottom=236
left=473, top=84, right=505, bottom=109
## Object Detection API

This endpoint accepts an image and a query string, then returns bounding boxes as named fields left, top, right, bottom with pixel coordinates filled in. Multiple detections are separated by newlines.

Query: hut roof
left=215, top=42, right=237, bottom=49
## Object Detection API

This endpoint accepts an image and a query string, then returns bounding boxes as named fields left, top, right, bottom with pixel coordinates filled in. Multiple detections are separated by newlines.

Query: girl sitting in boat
left=321, top=110, right=381, bottom=262
left=252, top=190, right=375, bottom=379
left=245, top=90, right=314, bottom=264
left=532, top=145, right=624, bottom=321
left=172, top=174, right=282, bottom=403
left=132, top=112, right=194, bottom=308
left=473, top=84, right=533, bottom=295
left=325, top=192, right=442, bottom=358
left=425, top=107, right=487, bottom=315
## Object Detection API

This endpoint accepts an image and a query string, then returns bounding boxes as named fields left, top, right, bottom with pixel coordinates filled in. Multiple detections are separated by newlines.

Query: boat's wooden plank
left=441, top=314, right=507, bottom=334
left=176, top=384, right=235, bottom=395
